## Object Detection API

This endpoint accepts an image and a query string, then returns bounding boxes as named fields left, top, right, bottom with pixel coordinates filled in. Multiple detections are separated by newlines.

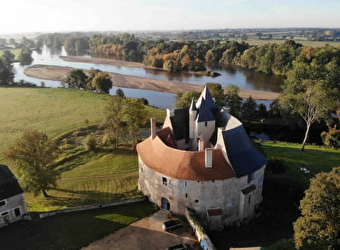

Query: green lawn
left=261, top=141, right=340, bottom=187
left=0, top=201, right=155, bottom=250
left=26, top=148, right=140, bottom=212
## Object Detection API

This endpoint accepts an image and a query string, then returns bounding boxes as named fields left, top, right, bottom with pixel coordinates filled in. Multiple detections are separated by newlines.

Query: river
left=12, top=46, right=283, bottom=109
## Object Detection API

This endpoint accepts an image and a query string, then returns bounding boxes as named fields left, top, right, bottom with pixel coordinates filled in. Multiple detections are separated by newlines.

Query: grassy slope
left=0, top=87, right=165, bottom=163
left=0, top=87, right=165, bottom=212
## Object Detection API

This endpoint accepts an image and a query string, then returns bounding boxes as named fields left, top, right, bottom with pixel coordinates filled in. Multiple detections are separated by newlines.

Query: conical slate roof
left=196, top=86, right=219, bottom=111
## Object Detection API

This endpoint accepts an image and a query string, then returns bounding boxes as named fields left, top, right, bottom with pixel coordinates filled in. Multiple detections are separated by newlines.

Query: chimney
left=150, top=118, right=156, bottom=139
left=205, top=148, right=213, bottom=168
left=198, top=139, right=205, bottom=151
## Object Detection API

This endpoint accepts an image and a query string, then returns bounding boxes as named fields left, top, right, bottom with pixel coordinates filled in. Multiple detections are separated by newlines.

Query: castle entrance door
left=161, top=197, right=170, bottom=210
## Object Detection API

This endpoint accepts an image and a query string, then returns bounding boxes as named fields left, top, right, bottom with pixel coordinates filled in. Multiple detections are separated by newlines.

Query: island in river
left=24, top=56, right=279, bottom=100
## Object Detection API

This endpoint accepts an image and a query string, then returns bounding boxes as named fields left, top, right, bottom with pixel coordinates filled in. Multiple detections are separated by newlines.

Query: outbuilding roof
left=0, top=164, right=23, bottom=200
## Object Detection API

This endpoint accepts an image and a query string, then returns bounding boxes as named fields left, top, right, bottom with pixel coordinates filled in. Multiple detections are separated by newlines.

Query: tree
left=224, top=84, right=243, bottom=117
left=90, top=71, right=112, bottom=94
left=1, top=50, right=15, bottom=69
left=123, top=98, right=149, bottom=150
left=19, top=47, right=33, bottom=66
left=4, top=130, right=59, bottom=197
left=116, top=88, right=125, bottom=98
left=294, top=167, right=340, bottom=250
left=65, top=69, right=88, bottom=89
left=240, top=96, right=257, bottom=122
left=280, top=78, right=339, bottom=151
left=102, top=96, right=126, bottom=149
left=175, top=91, right=200, bottom=108
left=205, top=83, right=225, bottom=107
left=0, top=60, right=13, bottom=85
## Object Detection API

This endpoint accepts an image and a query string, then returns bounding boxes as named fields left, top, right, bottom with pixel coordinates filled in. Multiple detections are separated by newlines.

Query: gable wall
left=0, top=193, right=28, bottom=227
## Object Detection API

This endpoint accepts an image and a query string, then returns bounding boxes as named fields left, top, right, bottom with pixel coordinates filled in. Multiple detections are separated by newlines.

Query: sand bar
left=25, top=58, right=280, bottom=100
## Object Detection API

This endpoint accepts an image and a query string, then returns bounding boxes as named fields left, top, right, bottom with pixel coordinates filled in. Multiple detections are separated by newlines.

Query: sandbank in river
left=24, top=56, right=279, bottom=100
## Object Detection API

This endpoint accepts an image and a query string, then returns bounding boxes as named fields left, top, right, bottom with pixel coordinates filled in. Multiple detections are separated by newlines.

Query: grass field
left=261, top=141, right=340, bottom=187
left=0, top=87, right=165, bottom=164
left=26, top=147, right=140, bottom=212
left=0, top=201, right=155, bottom=250
left=0, top=87, right=165, bottom=212
left=234, top=38, right=340, bottom=47
left=0, top=48, right=21, bottom=60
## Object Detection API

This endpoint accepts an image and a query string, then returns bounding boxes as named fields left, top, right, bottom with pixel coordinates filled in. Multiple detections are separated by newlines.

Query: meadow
left=0, top=87, right=165, bottom=211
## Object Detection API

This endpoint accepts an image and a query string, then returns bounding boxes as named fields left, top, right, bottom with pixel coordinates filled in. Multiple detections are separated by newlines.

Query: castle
left=137, top=87, right=267, bottom=230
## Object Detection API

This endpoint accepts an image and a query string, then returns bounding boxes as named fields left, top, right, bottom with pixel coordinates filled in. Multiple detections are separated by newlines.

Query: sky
left=1, top=0, right=339, bottom=34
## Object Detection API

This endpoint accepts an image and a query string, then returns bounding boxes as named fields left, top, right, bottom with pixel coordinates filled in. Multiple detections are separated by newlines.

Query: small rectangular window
left=205, top=121, right=208, bottom=127
left=162, top=177, right=167, bottom=186
left=0, top=200, right=6, bottom=207
left=14, top=207, right=21, bottom=217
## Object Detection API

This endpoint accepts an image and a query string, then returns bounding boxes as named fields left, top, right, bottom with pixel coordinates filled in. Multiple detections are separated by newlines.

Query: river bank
left=24, top=57, right=280, bottom=100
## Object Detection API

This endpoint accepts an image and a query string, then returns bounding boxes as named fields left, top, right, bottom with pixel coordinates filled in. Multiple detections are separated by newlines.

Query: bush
left=321, top=127, right=340, bottom=148
left=265, top=159, right=286, bottom=175
left=83, top=135, right=97, bottom=151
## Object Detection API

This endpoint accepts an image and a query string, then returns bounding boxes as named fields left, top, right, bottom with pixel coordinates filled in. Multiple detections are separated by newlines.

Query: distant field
left=234, top=38, right=340, bottom=47
left=0, top=48, right=21, bottom=60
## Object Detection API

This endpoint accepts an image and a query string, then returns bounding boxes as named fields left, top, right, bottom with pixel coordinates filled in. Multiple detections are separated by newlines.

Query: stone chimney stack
left=205, top=148, right=213, bottom=168
left=150, top=118, right=156, bottom=139
left=198, top=139, right=205, bottom=151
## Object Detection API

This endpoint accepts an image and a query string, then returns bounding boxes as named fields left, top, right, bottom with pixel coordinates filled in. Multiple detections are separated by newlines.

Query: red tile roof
left=137, top=128, right=236, bottom=181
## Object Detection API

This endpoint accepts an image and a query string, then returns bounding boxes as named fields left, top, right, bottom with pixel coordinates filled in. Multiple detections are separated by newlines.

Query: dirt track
left=81, top=210, right=200, bottom=250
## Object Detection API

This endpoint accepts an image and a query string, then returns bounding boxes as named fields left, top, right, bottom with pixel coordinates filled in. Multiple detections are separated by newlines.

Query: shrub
left=83, top=135, right=97, bottom=151
left=321, top=127, right=340, bottom=148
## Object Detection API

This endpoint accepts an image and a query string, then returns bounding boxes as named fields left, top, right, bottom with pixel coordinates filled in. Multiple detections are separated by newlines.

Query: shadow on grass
left=0, top=201, right=155, bottom=250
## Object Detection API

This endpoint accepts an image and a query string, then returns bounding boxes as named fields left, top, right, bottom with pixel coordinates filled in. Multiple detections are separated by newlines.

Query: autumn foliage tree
left=294, top=167, right=340, bottom=250
left=5, top=130, right=59, bottom=197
